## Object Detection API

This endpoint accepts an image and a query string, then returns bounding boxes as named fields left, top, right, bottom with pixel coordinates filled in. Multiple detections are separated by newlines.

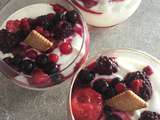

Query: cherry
left=72, top=87, right=103, bottom=120
left=49, top=54, right=59, bottom=63
left=59, top=42, right=73, bottom=55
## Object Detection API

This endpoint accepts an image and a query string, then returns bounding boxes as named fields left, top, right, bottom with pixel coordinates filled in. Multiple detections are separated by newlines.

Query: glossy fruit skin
left=49, top=54, right=59, bottom=63
left=59, top=42, right=73, bottom=54
left=44, top=62, right=59, bottom=75
left=77, top=69, right=95, bottom=85
left=72, top=87, right=103, bottom=120
left=35, top=54, right=49, bottom=68
left=92, top=79, right=109, bottom=94
left=19, top=59, right=35, bottom=74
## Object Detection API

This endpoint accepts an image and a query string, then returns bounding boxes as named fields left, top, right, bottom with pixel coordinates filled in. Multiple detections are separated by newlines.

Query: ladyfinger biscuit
left=24, top=30, right=53, bottom=51
left=105, top=90, right=147, bottom=112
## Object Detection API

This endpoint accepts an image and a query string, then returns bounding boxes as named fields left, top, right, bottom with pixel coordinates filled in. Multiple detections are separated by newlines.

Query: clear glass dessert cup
left=0, top=1, right=90, bottom=90
left=68, top=48, right=160, bottom=120
left=67, top=0, right=142, bottom=27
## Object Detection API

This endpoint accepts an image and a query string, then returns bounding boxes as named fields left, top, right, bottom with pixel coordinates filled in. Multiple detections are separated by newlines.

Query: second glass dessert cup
left=0, top=1, right=90, bottom=90
left=68, top=48, right=160, bottom=120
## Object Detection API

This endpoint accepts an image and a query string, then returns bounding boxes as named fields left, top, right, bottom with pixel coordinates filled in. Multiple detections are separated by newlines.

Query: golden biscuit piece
left=105, top=90, right=147, bottom=112
left=24, top=30, right=53, bottom=51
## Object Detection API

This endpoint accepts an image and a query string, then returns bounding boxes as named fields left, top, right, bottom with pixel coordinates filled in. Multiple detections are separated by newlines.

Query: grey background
left=0, top=0, right=160, bottom=120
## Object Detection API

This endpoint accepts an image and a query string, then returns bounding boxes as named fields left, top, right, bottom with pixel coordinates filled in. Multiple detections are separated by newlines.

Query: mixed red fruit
left=0, top=4, right=82, bottom=87
left=71, top=56, right=156, bottom=120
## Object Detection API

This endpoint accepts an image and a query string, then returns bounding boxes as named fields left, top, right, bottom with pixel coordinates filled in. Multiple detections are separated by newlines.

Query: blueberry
left=65, top=10, right=79, bottom=25
left=78, top=69, right=95, bottom=84
left=103, top=87, right=117, bottom=100
left=36, top=54, right=49, bottom=68
left=11, top=56, right=23, bottom=67
left=110, top=77, right=121, bottom=87
left=44, top=62, right=59, bottom=74
left=92, top=79, right=109, bottom=94
left=50, top=73, right=63, bottom=84
left=20, top=59, right=35, bottom=74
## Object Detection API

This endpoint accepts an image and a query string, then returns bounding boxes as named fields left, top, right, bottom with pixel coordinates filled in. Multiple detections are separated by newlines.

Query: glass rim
left=0, top=2, right=88, bottom=90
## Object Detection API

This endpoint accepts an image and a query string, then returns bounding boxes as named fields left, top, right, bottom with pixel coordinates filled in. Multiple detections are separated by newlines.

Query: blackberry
left=124, top=71, right=152, bottom=101
left=0, top=29, right=22, bottom=53
left=20, top=59, right=35, bottom=74
left=65, top=10, right=79, bottom=25
left=77, top=69, right=95, bottom=85
left=52, top=13, right=65, bottom=24
left=95, top=56, right=118, bottom=75
left=92, top=79, right=109, bottom=94
left=139, top=111, right=160, bottom=120
left=54, top=21, right=74, bottom=40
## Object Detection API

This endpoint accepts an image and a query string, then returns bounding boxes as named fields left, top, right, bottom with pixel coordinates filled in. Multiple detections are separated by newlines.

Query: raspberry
left=95, top=56, right=118, bottom=75
left=6, top=20, right=21, bottom=32
left=20, top=18, right=31, bottom=33
left=59, top=42, right=73, bottom=54
left=72, top=87, right=103, bottom=120
left=143, top=65, right=153, bottom=76
left=130, top=79, right=143, bottom=94
left=139, top=111, right=160, bottom=120
left=54, top=21, right=74, bottom=40
left=115, top=83, right=126, bottom=93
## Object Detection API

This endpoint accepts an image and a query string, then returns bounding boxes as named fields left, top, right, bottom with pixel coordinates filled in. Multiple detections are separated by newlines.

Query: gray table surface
left=0, top=0, right=160, bottom=120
